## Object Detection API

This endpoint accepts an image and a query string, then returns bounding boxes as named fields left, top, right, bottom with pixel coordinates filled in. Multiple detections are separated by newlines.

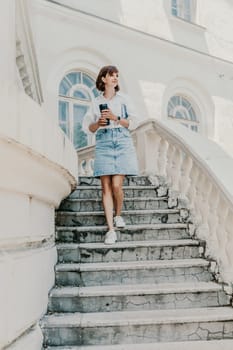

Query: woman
left=83, top=65, right=138, bottom=244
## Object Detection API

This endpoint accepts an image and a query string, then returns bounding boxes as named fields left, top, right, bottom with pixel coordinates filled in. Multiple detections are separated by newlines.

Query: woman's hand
left=97, top=115, right=109, bottom=126
left=100, top=108, right=117, bottom=122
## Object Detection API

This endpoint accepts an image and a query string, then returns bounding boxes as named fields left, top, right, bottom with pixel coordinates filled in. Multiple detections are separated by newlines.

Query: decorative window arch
left=58, top=71, right=100, bottom=149
left=171, top=0, right=196, bottom=22
left=167, top=95, right=199, bottom=132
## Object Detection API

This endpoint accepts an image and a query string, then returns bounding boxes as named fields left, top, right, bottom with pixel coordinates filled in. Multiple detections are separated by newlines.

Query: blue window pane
left=184, top=0, right=191, bottom=20
left=66, top=72, right=81, bottom=85
left=181, top=98, right=191, bottom=109
left=59, top=101, right=68, bottom=122
left=176, top=111, right=183, bottom=119
left=60, top=123, right=68, bottom=134
left=191, top=125, right=198, bottom=132
left=171, top=0, right=177, bottom=15
left=73, top=104, right=89, bottom=123
left=58, top=101, right=69, bottom=135
left=83, top=73, right=95, bottom=88
left=189, top=107, right=197, bottom=121
left=73, top=104, right=88, bottom=149
left=59, top=78, right=72, bottom=96
left=73, top=89, right=91, bottom=101
left=92, top=87, right=100, bottom=98
left=172, top=95, right=179, bottom=105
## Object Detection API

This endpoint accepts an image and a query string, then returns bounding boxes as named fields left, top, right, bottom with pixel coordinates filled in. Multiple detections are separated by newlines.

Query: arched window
left=58, top=71, right=100, bottom=149
left=167, top=95, right=199, bottom=132
left=171, top=0, right=196, bottom=22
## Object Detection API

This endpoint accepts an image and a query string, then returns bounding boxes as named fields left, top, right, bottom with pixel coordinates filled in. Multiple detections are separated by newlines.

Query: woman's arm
left=88, top=115, right=110, bottom=133
left=89, top=121, right=99, bottom=133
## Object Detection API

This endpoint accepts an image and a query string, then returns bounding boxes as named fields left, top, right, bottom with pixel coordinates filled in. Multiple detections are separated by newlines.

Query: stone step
left=56, top=209, right=182, bottom=227
left=48, top=281, right=229, bottom=313
left=44, top=339, right=233, bottom=350
left=56, top=239, right=204, bottom=263
left=41, top=307, right=233, bottom=346
left=56, top=223, right=190, bottom=243
left=55, top=259, right=212, bottom=286
left=59, top=197, right=168, bottom=212
left=77, top=176, right=162, bottom=187
left=69, top=186, right=167, bottom=199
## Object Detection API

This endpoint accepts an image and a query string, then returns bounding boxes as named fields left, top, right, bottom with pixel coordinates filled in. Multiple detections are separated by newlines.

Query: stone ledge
left=41, top=306, right=233, bottom=328
left=50, top=281, right=222, bottom=298
left=56, top=258, right=209, bottom=272
left=57, top=239, right=200, bottom=250
left=56, top=223, right=188, bottom=232
left=44, top=339, right=233, bottom=349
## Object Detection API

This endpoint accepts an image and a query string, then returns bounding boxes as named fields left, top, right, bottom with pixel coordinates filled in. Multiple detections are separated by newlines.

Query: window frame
left=58, top=71, right=99, bottom=149
left=167, top=95, right=200, bottom=133
left=171, top=0, right=196, bottom=23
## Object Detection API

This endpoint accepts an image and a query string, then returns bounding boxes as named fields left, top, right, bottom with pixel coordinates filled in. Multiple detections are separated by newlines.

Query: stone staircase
left=41, top=176, right=233, bottom=349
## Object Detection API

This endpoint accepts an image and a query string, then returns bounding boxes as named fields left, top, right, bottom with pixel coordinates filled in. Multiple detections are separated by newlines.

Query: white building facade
left=33, top=0, right=233, bottom=154
left=1, top=0, right=233, bottom=349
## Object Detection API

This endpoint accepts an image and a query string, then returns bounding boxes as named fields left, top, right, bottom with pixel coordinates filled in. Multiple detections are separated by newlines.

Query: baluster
left=214, top=197, right=229, bottom=267
left=79, top=160, right=86, bottom=176
left=206, top=187, right=220, bottom=257
left=201, top=176, right=212, bottom=226
left=157, top=138, right=168, bottom=177
left=196, top=175, right=212, bottom=241
left=225, top=208, right=233, bottom=281
left=152, top=132, right=161, bottom=176
left=145, top=129, right=160, bottom=175
left=196, top=173, right=206, bottom=218
left=166, top=144, right=175, bottom=186
left=187, top=165, right=200, bottom=212
left=86, top=159, right=94, bottom=176
left=179, top=155, right=193, bottom=198
left=171, top=148, right=183, bottom=191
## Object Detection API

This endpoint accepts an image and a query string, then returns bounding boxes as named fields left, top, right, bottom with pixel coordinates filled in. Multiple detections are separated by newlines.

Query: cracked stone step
left=56, top=239, right=204, bottom=263
left=56, top=223, right=190, bottom=243
left=78, top=176, right=162, bottom=187
left=41, top=307, right=233, bottom=346
left=69, top=186, right=167, bottom=199
left=48, top=281, right=229, bottom=313
left=45, top=339, right=233, bottom=349
left=55, top=259, right=212, bottom=286
left=59, top=197, right=168, bottom=212
left=56, top=209, right=182, bottom=226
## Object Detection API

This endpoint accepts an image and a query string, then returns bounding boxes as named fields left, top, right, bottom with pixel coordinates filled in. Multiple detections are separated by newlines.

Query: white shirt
left=82, top=91, right=138, bottom=134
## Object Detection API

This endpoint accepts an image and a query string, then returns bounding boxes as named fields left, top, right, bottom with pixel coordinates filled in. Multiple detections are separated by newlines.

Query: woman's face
left=102, top=72, right=119, bottom=88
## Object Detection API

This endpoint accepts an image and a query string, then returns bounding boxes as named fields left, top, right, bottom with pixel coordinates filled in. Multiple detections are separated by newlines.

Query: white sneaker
left=114, top=216, right=126, bottom=228
left=104, top=230, right=117, bottom=245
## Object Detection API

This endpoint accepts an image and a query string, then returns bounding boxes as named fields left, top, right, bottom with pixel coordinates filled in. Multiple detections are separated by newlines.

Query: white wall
left=0, top=1, right=77, bottom=349
left=51, top=0, right=233, bottom=62
left=32, top=0, right=233, bottom=155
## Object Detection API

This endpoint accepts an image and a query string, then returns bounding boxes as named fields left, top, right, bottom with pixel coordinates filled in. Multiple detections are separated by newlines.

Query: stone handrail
left=132, top=119, right=233, bottom=285
left=78, top=119, right=233, bottom=285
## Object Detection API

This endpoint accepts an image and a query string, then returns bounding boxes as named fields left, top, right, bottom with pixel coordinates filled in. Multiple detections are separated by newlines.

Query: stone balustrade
left=132, top=119, right=233, bottom=285
left=77, top=144, right=95, bottom=176
left=77, top=119, right=233, bottom=285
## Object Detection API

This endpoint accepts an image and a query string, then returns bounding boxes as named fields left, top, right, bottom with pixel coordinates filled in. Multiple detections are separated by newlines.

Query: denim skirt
left=94, top=127, right=138, bottom=177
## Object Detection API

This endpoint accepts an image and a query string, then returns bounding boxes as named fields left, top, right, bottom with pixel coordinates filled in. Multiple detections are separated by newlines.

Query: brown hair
left=96, top=65, right=120, bottom=92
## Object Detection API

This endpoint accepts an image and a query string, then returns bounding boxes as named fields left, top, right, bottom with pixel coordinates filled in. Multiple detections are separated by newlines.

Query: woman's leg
left=100, top=175, right=114, bottom=230
left=112, top=175, right=125, bottom=216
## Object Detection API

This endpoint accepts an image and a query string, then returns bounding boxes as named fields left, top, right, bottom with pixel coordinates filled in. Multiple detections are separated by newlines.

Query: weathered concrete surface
left=41, top=176, right=233, bottom=348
